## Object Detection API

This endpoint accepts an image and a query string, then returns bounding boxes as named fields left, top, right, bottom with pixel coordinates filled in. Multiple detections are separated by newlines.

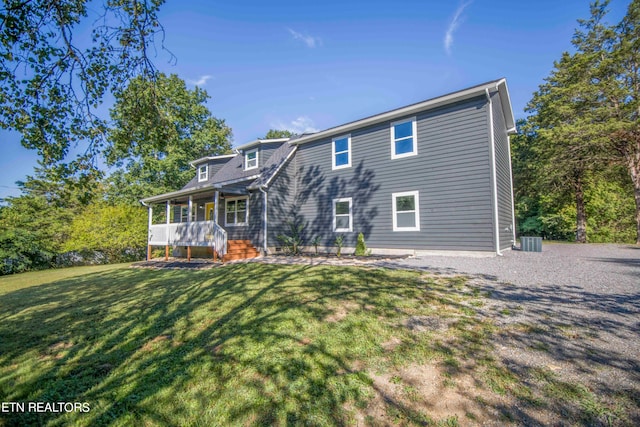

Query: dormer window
left=198, top=164, right=208, bottom=182
left=245, top=149, right=258, bottom=170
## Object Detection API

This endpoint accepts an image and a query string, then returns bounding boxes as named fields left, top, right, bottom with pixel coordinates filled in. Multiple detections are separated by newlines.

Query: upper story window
left=391, top=117, right=418, bottom=159
left=245, top=149, right=258, bottom=170
left=198, top=164, right=208, bottom=182
left=392, top=191, right=420, bottom=231
left=332, top=135, right=351, bottom=170
left=333, top=197, right=353, bottom=232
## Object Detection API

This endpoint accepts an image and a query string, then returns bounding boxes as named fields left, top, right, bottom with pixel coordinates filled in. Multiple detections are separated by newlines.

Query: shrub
left=334, top=235, right=344, bottom=257
left=355, top=232, right=367, bottom=256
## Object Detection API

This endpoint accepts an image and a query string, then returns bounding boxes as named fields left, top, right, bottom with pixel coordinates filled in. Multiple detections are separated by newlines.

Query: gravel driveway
left=390, top=243, right=640, bottom=425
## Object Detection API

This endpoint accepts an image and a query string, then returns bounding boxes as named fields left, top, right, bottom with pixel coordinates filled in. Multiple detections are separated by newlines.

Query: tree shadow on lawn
left=0, top=264, right=462, bottom=426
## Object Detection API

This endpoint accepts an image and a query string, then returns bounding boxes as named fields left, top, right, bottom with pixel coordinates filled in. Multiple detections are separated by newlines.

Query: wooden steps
left=223, top=240, right=260, bottom=261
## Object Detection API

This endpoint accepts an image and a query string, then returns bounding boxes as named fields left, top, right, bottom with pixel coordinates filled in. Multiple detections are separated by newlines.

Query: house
left=141, top=78, right=517, bottom=261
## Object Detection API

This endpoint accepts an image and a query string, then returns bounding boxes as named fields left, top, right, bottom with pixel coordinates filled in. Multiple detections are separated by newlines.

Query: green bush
left=355, top=232, right=367, bottom=256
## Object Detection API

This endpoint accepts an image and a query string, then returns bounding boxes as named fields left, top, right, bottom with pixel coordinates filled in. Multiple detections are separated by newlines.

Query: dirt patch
left=324, top=301, right=360, bottom=323
left=40, top=341, right=73, bottom=360
left=404, top=316, right=457, bottom=333
left=140, top=335, right=172, bottom=352
left=357, top=363, right=506, bottom=425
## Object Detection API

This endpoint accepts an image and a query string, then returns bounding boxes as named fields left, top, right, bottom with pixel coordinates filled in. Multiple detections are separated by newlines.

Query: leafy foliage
left=263, top=129, right=295, bottom=139
left=355, top=232, right=367, bottom=256
left=518, top=0, right=640, bottom=243
left=105, top=73, right=232, bottom=204
left=334, top=234, right=344, bottom=257
left=0, top=0, right=170, bottom=166
left=63, top=203, right=147, bottom=262
left=277, top=220, right=304, bottom=255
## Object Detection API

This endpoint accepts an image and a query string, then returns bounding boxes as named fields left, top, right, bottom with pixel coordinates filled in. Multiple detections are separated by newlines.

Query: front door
left=205, top=202, right=215, bottom=221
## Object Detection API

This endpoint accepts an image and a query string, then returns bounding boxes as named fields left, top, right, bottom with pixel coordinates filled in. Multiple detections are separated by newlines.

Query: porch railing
left=149, top=221, right=227, bottom=257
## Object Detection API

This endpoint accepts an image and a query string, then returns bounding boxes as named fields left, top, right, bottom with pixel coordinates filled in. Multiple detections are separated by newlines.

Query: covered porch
left=142, top=184, right=263, bottom=262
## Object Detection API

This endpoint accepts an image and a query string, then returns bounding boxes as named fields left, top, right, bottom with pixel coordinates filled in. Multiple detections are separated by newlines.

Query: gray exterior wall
left=266, top=152, right=297, bottom=247
left=257, top=142, right=285, bottom=168
left=490, top=91, right=515, bottom=250
left=219, top=191, right=262, bottom=247
left=289, top=96, right=495, bottom=251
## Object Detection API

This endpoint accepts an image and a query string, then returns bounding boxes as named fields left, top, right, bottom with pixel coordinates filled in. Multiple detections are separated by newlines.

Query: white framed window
left=392, top=191, right=420, bottom=231
left=225, top=196, right=248, bottom=226
left=333, top=197, right=353, bottom=232
left=390, top=117, right=418, bottom=159
left=198, top=164, right=208, bottom=182
left=332, top=135, right=351, bottom=170
left=245, top=149, right=258, bottom=170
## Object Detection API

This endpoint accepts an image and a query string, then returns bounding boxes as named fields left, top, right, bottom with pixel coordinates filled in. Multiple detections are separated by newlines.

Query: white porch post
left=213, top=191, right=219, bottom=225
left=147, top=205, right=153, bottom=261
left=188, top=195, right=193, bottom=223
left=165, top=201, right=171, bottom=260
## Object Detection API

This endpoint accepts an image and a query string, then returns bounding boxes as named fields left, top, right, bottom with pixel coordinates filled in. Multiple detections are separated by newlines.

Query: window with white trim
left=333, top=197, right=353, bottom=232
left=225, top=197, right=248, bottom=226
left=391, top=117, right=418, bottom=159
left=245, top=149, right=258, bottom=170
left=332, top=135, right=351, bottom=170
left=198, top=164, right=208, bottom=182
left=392, top=191, right=420, bottom=231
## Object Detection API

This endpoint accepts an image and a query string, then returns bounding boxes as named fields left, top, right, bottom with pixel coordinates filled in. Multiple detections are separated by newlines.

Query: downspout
left=259, top=187, right=268, bottom=255
left=485, top=88, right=503, bottom=256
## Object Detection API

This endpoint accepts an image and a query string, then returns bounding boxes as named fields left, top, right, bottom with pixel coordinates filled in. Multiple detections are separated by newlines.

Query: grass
left=0, top=264, right=636, bottom=426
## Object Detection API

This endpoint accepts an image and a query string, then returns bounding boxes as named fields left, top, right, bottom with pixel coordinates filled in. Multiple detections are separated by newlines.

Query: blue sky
left=0, top=0, right=631, bottom=199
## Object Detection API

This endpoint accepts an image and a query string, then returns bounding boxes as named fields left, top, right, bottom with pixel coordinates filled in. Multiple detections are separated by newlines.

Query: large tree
left=0, top=0, right=169, bottom=166
left=525, top=0, right=640, bottom=243
left=104, top=73, right=232, bottom=204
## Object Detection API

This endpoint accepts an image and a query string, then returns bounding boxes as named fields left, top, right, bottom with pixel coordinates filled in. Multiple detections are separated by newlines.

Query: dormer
left=235, top=138, right=290, bottom=171
left=189, top=154, right=237, bottom=184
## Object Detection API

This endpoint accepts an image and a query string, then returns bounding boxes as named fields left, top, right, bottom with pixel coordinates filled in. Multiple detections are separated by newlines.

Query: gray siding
left=258, top=142, right=285, bottom=168
left=267, top=152, right=297, bottom=247
left=219, top=191, right=262, bottom=248
left=293, top=96, right=495, bottom=251
left=491, top=91, right=515, bottom=250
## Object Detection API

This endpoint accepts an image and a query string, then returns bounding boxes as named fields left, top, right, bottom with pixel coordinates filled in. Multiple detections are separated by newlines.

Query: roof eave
left=292, top=79, right=513, bottom=145
left=235, top=138, right=290, bottom=151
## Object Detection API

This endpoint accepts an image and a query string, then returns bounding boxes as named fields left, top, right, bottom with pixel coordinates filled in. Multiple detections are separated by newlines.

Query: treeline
left=0, top=74, right=232, bottom=275
left=512, top=0, right=640, bottom=244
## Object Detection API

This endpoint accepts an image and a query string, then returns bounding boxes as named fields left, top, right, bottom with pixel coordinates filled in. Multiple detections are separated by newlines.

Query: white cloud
left=287, top=28, right=322, bottom=48
left=187, top=75, right=213, bottom=86
left=444, top=2, right=472, bottom=55
left=271, top=116, right=319, bottom=134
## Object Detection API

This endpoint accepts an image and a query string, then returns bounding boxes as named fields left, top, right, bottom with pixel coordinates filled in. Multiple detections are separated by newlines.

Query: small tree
left=354, top=233, right=367, bottom=256
left=310, top=236, right=321, bottom=255
left=334, top=235, right=344, bottom=257
left=277, top=220, right=304, bottom=255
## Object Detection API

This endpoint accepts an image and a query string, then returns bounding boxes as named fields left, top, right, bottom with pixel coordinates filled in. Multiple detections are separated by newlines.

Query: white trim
left=333, top=197, right=353, bottom=232
left=245, top=149, right=258, bottom=170
left=216, top=174, right=261, bottom=187
left=253, top=146, right=298, bottom=189
left=390, top=117, right=418, bottom=159
left=198, top=164, right=208, bottom=182
left=331, top=134, right=351, bottom=170
left=190, top=154, right=236, bottom=167
left=224, top=196, right=249, bottom=227
left=392, top=191, right=420, bottom=231
left=486, top=88, right=502, bottom=256
left=507, top=134, right=517, bottom=246
left=292, top=79, right=512, bottom=146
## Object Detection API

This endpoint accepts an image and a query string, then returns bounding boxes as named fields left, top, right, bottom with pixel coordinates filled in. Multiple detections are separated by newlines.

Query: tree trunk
left=575, top=176, right=587, bottom=243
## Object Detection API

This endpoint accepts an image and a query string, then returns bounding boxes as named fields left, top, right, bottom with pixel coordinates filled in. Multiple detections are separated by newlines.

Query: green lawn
left=0, top=264, right=634, bottom=426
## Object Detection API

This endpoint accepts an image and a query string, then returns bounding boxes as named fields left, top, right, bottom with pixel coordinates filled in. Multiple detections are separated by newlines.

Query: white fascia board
left=292, top=79, right=511, bottom=146
left=215, top=174, right=262, bottom=187
left=235, top=138, right=290, bottom=151
left=189, top=154, right=237, bottom=167
left=496, top=79, right=517, bottom=133
left=140, top=185, right=216, bottom=204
